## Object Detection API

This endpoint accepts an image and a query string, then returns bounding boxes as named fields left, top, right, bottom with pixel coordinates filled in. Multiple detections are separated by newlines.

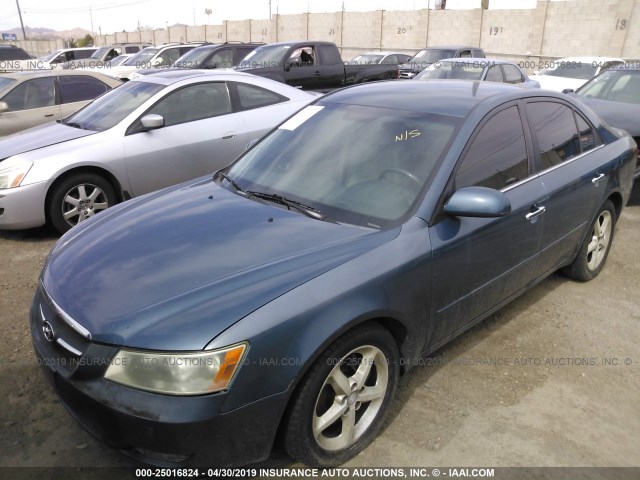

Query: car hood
left=0, top=122, right=95, bottom=161
left=570, top=95, right=640, bottom=137
left=42, top=180, right=396, bottom=350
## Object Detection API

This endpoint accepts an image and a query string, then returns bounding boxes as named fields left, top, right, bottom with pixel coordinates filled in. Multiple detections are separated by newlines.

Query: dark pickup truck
left=235, top=41, right=398, bottom=91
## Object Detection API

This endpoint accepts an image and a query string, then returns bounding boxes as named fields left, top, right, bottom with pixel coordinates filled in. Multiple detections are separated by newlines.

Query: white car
left=103, top=44, right=203, bottom=80
left=529, top=56, right=624, bottom=92
left=0, top=70, right=316, bottom=233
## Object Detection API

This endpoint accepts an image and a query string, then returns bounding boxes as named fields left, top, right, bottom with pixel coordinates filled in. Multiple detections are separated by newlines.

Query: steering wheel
left=379, top=168, right=422, bottom=189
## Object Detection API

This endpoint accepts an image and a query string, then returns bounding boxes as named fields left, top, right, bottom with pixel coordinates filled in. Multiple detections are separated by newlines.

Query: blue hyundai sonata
left=31, top=80, right=637, bottom=467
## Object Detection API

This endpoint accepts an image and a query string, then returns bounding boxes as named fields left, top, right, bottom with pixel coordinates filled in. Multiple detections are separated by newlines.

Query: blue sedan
left=31, top=80, right=637, bottom=467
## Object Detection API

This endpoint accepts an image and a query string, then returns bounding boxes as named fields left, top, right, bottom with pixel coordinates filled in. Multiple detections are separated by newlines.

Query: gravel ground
left=0, top=181, right=638, bottom=479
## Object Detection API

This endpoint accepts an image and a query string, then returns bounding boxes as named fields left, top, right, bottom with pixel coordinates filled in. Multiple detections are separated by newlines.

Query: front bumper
left=30, top=287, right=289, bottom=467
left=0, top=181, right=48, bottom=230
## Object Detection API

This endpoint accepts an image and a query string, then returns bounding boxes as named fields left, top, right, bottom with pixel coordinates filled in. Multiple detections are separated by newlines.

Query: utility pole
left=90, top=7, right=94, bottom=39
left=15, top=0, right=27, bottom=41
left=269, top=0, right=271, bottom=20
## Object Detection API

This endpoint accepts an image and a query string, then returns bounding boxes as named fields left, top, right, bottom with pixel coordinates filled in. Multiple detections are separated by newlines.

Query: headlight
left=104, top=343, right=247, bottom=395
left=0, top=158, right=33, bottom=189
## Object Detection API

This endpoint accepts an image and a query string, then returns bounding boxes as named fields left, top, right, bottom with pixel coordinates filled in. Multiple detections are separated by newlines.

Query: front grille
left=37, top=285, right=91, bottom=373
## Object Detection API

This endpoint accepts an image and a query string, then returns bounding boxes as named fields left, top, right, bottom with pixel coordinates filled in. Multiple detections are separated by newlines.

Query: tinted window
left=458, top=50, right=472, bottom=58
left=125, top=46, right=141, bottom=54
left=381, top=55, right=397, bottom=65
left=236, top=47, right=257, bottom=63
left=0, top=47, right=31, bottom=60
left=575, top=113, right=596, bottom=152
left=59, top=75, right=110, bottom=104
left=233, top=82, right=286, bottom=110
left=502, top=64, right=524, bottom=84
left=2, top=77, right=55, bottom=111
left=456, top=106, right=529, bottom=190
left=148, top=82, right=231, bottom=127
left=157, top=47, right=182, bottom=66
left=527, top=102, right=581, bottom=169
left=485, top=65, right=503, bottom=82
left=74, top=49, right=96, bottom=60
left=208, top=49, right=233, bottom=68
left=318, top=45, right=342, bottom=66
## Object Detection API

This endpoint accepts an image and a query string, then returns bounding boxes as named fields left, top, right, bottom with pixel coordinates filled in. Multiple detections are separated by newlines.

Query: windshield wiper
left=58, top=120, right=83, bottom=129
left=246, top=191, right=326, bottom=221
left=215, top=171, right=249, bottom=196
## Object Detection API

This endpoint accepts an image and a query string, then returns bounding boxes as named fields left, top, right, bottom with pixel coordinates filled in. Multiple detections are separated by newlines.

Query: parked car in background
left=0, top=44, right=32, bottom=63
left=236, top=41, right=399, bottom=91
left=529, top=57, right=624, bottom=92
left=348, top=51, right=413, bottom=65
left=3, top=46, right=98, bottom=71
left=60, top=42, right=150, bottom=70
left=129, top=42, right=263, bottom=79
left=103, top=43, right=203, bottom=80
left=398, top=45, right=485, bottom=79
left=29, top=80, right=636, bottom=468
left=0, top=70, right=121, bottom=136
left=415, top=58, right=540, bottom=87
left=568, top=65, right=640, bottom=177
left=0, top=70, right=316, bottom=232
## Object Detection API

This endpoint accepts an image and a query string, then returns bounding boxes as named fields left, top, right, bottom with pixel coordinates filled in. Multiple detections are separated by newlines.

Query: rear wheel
left=283, top=324, right=399, bottom=467
left=48, top=173, right=117, bottom=234
left=562, top=200, right=616, bottom=281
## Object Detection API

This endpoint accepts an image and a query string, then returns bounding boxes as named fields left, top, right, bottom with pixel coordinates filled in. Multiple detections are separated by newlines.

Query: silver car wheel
left=62, top=183, right=110, bottom=227
left=586, top=210, right=612, bottom=271
left=312, top=345, right=388, bottom=451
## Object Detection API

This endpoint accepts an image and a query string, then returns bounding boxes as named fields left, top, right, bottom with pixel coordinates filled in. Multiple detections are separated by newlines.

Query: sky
left=1, top=0, right=543, bottom=36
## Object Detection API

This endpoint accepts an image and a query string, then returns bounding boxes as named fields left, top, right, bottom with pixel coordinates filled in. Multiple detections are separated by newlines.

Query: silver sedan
left=0, top=70, right=316, bottom=233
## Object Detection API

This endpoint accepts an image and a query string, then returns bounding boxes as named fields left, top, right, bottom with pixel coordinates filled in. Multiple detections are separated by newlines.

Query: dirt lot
left=0, top=183, right=639, bottom=477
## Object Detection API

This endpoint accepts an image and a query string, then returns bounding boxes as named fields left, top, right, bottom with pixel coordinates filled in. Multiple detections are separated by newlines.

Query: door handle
left=314, top=71, right=321, bottom=76
left=591, top=173, right=605, bottom=184
left=222, top=133, right=235, bottom=139
left=44, top=113, right=54, bottom=117
left=525, top=205, right=546, bottom=221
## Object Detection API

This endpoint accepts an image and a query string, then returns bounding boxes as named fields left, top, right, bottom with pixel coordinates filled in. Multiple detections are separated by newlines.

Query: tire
left=562, top=199, right=616, bottom=281
left=48, top=173, right=117, bottom=234
left=283, top=324, right=399, bottom=467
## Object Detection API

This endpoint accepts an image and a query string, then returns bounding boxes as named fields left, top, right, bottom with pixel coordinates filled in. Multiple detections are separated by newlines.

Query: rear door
left=0, top=77, right=60, bottom=135
left=429, top=103, right=546, bottom=343
left=57, top=75, right=112, bottom=118
left=123, top=81, right=246, bottom=196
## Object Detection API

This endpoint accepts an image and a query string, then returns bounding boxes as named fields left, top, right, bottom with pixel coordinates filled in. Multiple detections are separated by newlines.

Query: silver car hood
left=0, top=122, right=96, bottom=161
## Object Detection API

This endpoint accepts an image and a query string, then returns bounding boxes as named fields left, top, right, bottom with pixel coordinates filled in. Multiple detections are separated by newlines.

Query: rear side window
left=455, top=105, right=529, bottom=190
left=125, top=46, right=141, bottom=54
left=502, top=64, right=524, bottom=84
left=526, top=102, right=581, bottom=169
left=575, top=113, right=597, bottom=152
left=232, top=82, right=287, bottom=110
left=318, top=45, right=343, bottom=66
left=59, top=75, right=111, bottom=104
left=74, top=50, right=96, bottom=60
left=485, top=65, right=503, bottom=82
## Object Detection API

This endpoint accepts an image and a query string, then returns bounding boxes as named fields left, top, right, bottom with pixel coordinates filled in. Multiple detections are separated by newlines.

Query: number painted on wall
left=397, top=27, right=407, bottom=34
left=615, top=19, right=627, bottom=30
left=217, top=32, right=223, bottom=39
left=261, top=29, right=268, bottom=35
left=329, top=28, right=335, bottom=35
left=489, top=26, right=503, bottom=36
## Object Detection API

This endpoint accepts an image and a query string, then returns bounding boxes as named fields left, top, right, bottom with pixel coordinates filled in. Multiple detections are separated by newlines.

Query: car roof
left=321, top=80, right=560, bottom=117
left=0, top=70, right=109, bottom=80
left=131, top=68, right=255, bottom=85
left=438, top=57, right=509, bottom=64
left=553, top=56, right=625, bottom=63
left=418, top=45, right=481, bottom=50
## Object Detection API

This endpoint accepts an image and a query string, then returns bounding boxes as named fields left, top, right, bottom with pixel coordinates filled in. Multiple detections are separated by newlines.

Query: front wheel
left=48, top=173, right=117, bottom=234
left=562, top=199, right=616, bottom=281
left=283, top=324, right=399, bottom=467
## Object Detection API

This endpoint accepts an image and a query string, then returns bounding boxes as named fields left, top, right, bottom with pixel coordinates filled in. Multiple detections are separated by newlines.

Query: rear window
left=0, top=47, right=31, bottom=61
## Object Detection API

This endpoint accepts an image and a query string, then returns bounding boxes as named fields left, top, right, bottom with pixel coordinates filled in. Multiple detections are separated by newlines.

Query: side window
left=59, top=76, right=110, bottom=104
left=485, top=65, right=503, bottom=83
left=288, top=47, right=316, bottom=66
left=104, top=48, right=120, bottom=61
left=455, top=106, right=529, bottom=190
left=502, top=64, right=524, bottom=84
left=381, top=55, right=397, bottom=65
left=147, top=82, right=231, bottom=127
left=236, top=47, right=257, bottom=63
left=75, top=50, right=95, bottom=60
left=318, top=45, right=342, bottom=65
left=157, top=48, right=181, bottom=66
left=458, top=50, right=472, bottom=58
left=125, top=46, right=140, bottom=54
left=232, top=82, right=287, bottom=110
left=526, top=102, right=581, bottom=169
left=208, top=49, right=233, bottom=69
left=1, top=77, right=56, bottom=111
left=575, top=113, right=597, bottom=152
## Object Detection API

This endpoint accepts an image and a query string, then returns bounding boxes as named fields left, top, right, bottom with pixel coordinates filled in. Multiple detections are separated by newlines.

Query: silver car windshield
left=63, top=81, right=164, bottom=132
left=227, top=102, right=461, bottom=229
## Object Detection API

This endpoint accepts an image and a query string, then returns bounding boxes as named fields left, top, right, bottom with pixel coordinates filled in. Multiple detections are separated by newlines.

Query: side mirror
left=561, top=88, right=575, bottom=94
left=444, top=186, right=511, bottom=218
left=284, top=62, right=291, bottom=72
left=140, top=114, right=165, bottom=131
left=0, top=101, right=8, bottom=114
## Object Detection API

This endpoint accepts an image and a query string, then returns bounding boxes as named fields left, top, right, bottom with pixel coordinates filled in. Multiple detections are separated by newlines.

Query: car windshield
left=39, top=50, right=62, bottom=62
left=226, top=102, right=461, bottom=229
left=239, top=45, right=291, bottom=68
left=62, top=80, right=164, bottom=132
left=124, top=47, right=159, bottom=66
left=350, top=54, right=384, bottom=64
left=108, top=55, right=130, bottom=67
left=0, top=77, right=17, bottom=92
left=410, top=49, right=455, bottom=64
left=173, top=47, right=216, bottom=68
left=416, top=61, right=484, bottom=80
left=577, top=70, right=640, bottom=105
left=90, top=46, right=112, bottom=59
left=540, top=62, right=597, bottom=80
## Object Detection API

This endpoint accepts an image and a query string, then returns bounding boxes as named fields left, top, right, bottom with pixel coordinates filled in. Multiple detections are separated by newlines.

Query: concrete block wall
left=16, top=39, right=64, bottom=57
left=93, top=0, right=640, bottom=62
